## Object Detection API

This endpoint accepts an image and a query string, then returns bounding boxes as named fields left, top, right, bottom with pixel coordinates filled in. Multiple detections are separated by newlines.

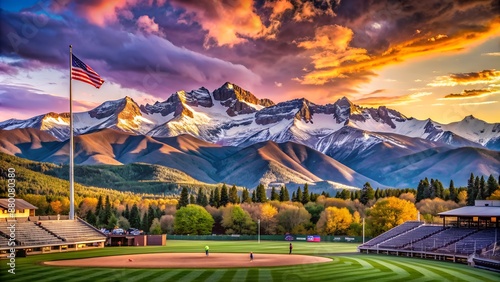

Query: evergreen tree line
left=176, top=183, right=332, bottom=209
left=84, top=195, right=164, bottom=233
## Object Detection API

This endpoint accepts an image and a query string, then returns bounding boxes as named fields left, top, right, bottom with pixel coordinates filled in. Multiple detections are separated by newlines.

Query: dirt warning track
left=44, top=253, right=331, bottom=268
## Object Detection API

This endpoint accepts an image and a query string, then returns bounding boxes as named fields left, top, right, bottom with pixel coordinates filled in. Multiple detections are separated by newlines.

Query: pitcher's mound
left=44, top=253, right=331, bottom=268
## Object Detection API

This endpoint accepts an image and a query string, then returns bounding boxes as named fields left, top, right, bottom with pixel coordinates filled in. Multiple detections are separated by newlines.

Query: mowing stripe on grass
left=231, top=269, right=248, bottom=282
left=176, top=269, right=207, bottom=282
left=149, top=270, right=182, bottom=282
left=197, top=269, right=225, bottom=282
left=14, top=267, right=69, bottom=281
left=219, top=269, right=237, bottom=281
left=383, top=260, right=425, bottom=281
left=70, top=268, right=123, bottom=282
left=245, top=268, right=259, bottom=282
left=165, top=270, right=193, bottom=281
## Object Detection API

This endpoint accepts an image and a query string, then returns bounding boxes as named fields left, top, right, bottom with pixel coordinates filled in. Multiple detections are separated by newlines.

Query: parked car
left=112, top=228, right=125, bottom=235
left=127, top=228, right=141, bottom=235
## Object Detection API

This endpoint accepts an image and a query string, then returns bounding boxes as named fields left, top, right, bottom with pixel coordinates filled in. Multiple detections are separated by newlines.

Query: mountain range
left=1, top=82, right=499, bottom=188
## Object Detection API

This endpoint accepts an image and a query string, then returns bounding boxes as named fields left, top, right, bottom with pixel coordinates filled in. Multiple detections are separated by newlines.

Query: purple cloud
left=0, top=85, right=96, bottom=119
left=0, top=9, right=262, bottom=99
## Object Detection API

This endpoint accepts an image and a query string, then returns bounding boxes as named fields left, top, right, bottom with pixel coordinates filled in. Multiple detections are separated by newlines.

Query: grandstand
left=0, top=199, right=106, bottom=257
left=359, top=200, right=500, bottom=271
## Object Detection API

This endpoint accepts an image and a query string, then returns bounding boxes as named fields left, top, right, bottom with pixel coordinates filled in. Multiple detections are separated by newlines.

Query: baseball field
left=4, top=240, right=499, bottom=282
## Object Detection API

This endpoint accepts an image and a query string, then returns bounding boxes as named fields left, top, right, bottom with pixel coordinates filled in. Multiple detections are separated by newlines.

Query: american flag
left=71, top=54, right=105, bottom=88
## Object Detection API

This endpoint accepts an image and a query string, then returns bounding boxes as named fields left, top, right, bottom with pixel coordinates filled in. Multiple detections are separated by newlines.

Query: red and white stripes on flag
left=71, top=54, right=105, bottom=88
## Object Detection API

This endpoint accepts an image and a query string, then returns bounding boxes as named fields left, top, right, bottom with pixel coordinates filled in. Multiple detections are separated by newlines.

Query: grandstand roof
left=439, top=206, right=500, bottom=217
left=0, top=198, right=38, bottom=210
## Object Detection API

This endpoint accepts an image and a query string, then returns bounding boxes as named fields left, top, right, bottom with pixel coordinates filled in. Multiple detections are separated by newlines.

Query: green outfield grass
left=3, top=240, right=498, bottom=282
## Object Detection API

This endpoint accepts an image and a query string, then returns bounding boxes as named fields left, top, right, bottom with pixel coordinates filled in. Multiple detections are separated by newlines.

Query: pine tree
left=189, top=194, right=195, bottom=204
left=129, top=204, right=141, bottom=229
left=201, top=192, right=209, bottom=206
left=100, top=195, right=112, bottom=226
left=279, top=186, right=285, bottom=201
left=251, top=190, right=257, bottom=202
left=422, top=178, right=431, bottom=200
left=270, top=187, right=279, bottom=201
left=124, top=204, right=130, bottom=220
left=476, top=176, right=486, bottom=200
left=467, top=173, right=476, bottom=206
left=354, top=190, right=361, bottom=200
left=449, top=180, right=457, bottom=203
left=86, top=209, right=97, bottom=226
left=374, top=188, right=380, bottom=199
left=360, top=182, right=375, bottom=205
left=256, top=183, right=267, bottom=203
left=220, top=184, right=229, bottom=206
left=295, top=187, right=302, bottom=203
left=241, top=188, right=251, bottom=203
left=229, top=185, right=239, bottom=204
left=147, top=205, right=155, bottom=230
left=155, top=206, right=163, bottom=219
left=177, top=187, right=190, bottom=209
left=471, top=176, right=480, bottom=203
left=340, top=189, right=350, bottom=200
left=141, top=212, right=149, bottom=233
left=486, top=174, right=499, bottom=198
left=302, top=184, right=310, bottom=204
left=196, top=188, right=204, bottom=206
left=283, top=186, right=290, bottom=201
left=209, top=190, right=215, bottom=206
left=214, top=187, right=221, bottom=207
left=431, top=179, right=444, bottom=199
left=95, top=195, right=103, bottom=216
left=310, top=192, right=317, bottom=202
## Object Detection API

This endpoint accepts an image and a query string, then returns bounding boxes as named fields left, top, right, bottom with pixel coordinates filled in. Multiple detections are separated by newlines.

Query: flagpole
left=69, top=45, right=75, bottom=220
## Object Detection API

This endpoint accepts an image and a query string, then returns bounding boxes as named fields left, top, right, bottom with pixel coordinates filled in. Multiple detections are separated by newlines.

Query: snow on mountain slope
left=443, top=115, right=500, bottom=147
left=2, top=82, right=497, bottom=152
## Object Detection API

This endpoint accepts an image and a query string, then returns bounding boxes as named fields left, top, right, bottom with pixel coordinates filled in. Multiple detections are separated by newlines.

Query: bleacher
left=378, top=225, right=445, bottom=249
left=361, top=221, right=423, bottom=247
left=409, top=227, right=477, bottom=252
left=450, top=229, right=498, bottom=255
left=37, top=219, right=105, bottom=242
left=0, top=221, right=63, bottom=246
left=0, top=234, right=11, bottom=246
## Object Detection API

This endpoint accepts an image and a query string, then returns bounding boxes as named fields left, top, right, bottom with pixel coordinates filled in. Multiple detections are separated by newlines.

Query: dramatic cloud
left=170, top=0, right=272, bottom=47
left=297, top=25, right=370, bottom=84
left=458, top=101, right=498, bottom=106
left=482, top=52, right=500, bottom=56
left=429, top=70, right=500, bottom=87
left=354, top=92, right=432, bottom=106
left=50, top=0, right=142, bottom=26
left=443, top=89, right=497, bottom=99
left=137, top=15, right=160, bottom=34
left=0, top=85, right=97, bottom=120
left=295, top=0, right=500, bottom=86
left=0, top=10, right=261, bottom=98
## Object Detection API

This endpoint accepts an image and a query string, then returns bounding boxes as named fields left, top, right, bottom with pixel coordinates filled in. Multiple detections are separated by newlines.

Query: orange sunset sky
left=1, top=0, right=499, bottom=123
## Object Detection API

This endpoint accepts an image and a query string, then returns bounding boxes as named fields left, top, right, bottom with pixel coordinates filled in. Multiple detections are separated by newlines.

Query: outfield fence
left=166, top=234, right=369, bottom=243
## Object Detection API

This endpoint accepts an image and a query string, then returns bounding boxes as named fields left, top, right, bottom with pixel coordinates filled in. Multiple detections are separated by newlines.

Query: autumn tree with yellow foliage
left=260, top=203, right=278, bottom=234
left=367, top=197, right=418, bottom=236
left=316, top=206, right=353, bottom=235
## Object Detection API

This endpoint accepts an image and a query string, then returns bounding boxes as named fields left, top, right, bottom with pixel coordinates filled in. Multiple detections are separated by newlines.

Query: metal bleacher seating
left=409, top=227, right=477, bottom=252
left=378, top=225, right=445, bottom=249
left=445, top=229, right=499, bottom=255
left=38, top=220, right=105, bottom=242
left=0, top=221, right=63, bottom=246
left=361, top=221, right=423, bottom=248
